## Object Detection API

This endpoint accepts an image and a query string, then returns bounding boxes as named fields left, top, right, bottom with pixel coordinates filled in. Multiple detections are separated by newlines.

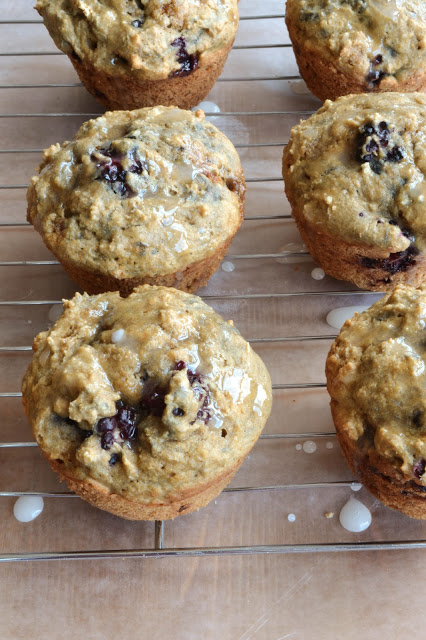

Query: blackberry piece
left=361, top=245, right=418, bottom=274
left=95, top=401, right=139, bottom=448
left=170, top=37, right=199, bottom=77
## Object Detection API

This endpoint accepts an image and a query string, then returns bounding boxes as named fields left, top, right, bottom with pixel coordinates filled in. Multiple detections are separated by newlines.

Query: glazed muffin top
left=36, top=0, right=238, bottom=80
left=22, top=286, right=272, bottom=502
left=327, top=285, right=426, bottom=485
left=285, top=0, right=426, bottom=90
left=283, top=92, right=426, bottom=257
left=27, top=106, right=245, bottom=279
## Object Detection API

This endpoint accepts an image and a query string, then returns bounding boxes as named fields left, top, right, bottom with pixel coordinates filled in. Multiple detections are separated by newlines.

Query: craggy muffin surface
left=22, top=286, right=272, bottom=503
left=327, top=285, right=426, bottom=489
left=286, top=0, right=426, bottom=94
left=36, top=0, right=238, bottom=80
left=27, top=106, right=244, bottom=281
left=283, top=93, right=426, bottom=271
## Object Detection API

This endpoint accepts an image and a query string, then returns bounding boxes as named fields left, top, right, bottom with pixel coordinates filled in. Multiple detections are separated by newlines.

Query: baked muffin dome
left=36, top=0, right=238, bottom=110
left=27, top=106, right=245, bottom=296
left=282, top=92, right=426, bottom=291
left=326, top=284, right=426, bottom=519
left=22, top=286, right=272, bottom=520
left=285, top=0, right=426, bottom=102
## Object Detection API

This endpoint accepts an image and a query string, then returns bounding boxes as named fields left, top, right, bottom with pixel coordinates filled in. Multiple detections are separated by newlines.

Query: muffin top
left=285, top=0, right=426, bottom=89
left=327, top=285, right=426, bottom=485
left=27, top=106, right=244, bottom=279
left=22, top=286, right=272, bottom=501
left=36, top=0, right=238, bottom=80
left=283, top=93, right=426, bottom=256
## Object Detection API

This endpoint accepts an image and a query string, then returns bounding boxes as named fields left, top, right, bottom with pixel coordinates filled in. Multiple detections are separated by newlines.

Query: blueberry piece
left=414, top=459, right=426, bottom=479
left=372, top=54, right=383, bottom=66
left=81, top=430, right=92, bottom=440
left=170, top=37, right=199, bottom=77
left=361, top=245, right=418, bottom=274
left=109, top=453, right=120, bottom=466
left=174, top=361, right=186, bottom=371
left=141, top=385, right=167, bottom=417
left=413, top=409, right=424, bottom=428
left=92, top=147, right=148, bottom=198
left=366, top=69, right=387, bottom=86
left=172, top=407, right=185, bottom=417
left=132, top=18, right=144, bottom=28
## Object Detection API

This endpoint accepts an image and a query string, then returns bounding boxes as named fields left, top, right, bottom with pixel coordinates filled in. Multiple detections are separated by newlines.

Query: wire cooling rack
left=2, top=0, right=426, bottom=562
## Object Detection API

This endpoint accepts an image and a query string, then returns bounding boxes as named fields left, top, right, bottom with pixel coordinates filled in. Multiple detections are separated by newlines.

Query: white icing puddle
left=287, top=513, right=296, bottom=522
left=289, top=80, right=311, bottom=95
left=111, top=329, right=126, bottom=344
left=193, top=100, right=221, bottom=113
left=311, top=267, right=325, bottom=280
left=351, top=482, right=363, bottom=492
left=276, top=242, right=311, bottom=264
left=48, top=303, right=63, bottom=324
left=326, top=442, right=334, bottom=449
left=326, top=305, right=370, bottom=329
left=295, top=443, right=302, bottom=450
left=221, top=261, right=235, bottom=273
left=339, top=496, right=372, bottom=532
left=303, top=440, right=317, bottom=454
left=13, top=496, right=44, bottom=522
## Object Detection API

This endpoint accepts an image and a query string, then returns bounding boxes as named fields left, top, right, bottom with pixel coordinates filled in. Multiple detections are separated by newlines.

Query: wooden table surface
left=1, top=1, right=425, bottom=638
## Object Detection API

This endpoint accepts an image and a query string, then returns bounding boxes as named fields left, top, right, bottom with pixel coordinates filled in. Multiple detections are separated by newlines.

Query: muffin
left=326, top=284, right=426, bottom=519
left=285, top=0, right=426, bottom=102
left=27, top=106, right=245, bottom=296
left=22, top=285, right=272, bottom=520
left=36, top=0, right=238, bottom=110
left=282, top=92, right=426, bottom=291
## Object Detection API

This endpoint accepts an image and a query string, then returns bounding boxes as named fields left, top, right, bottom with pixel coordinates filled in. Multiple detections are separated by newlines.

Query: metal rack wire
left=2, top=3, right=422, bottom=563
